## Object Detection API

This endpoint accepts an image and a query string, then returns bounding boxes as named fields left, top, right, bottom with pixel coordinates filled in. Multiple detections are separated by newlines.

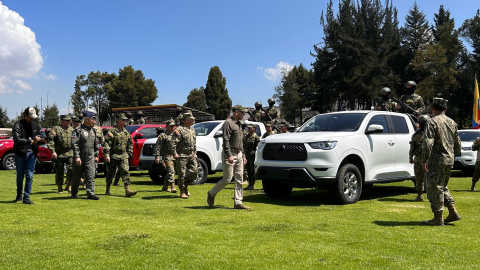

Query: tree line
left=275, top=1, right=480, bottom=128
left=0, top=104, right=59, bottom=128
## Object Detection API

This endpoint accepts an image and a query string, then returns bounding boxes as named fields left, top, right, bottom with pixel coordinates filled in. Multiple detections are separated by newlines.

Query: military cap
left=82, top=111, right=96, bottom=118
left=248, top=124, right=256, bottom=128
left=432, top=97, right=448, bottom=107
left=73, top=116, right=82, bottom=122
left=232, top=105, right=245, bottom=113
left=176, top=106, right=182, bottom=111
left=418, top=115, right=430, bottom=123
left=137, top=111, right=144, bottom=115
left=116, top=113, right=128, bottom=120
left=268, top=98, right=276, bottom=104
left=71, top=115, right=77, bottom=120
left=265, top=121, right=273, bottom=127
left=380, top=87, right=391, bottom=94
left=279, top=121, right=290, bottom=127
left=126, top=112, right=132, bottom=116
left=255, top=101, right=262, bottom=106
left=405, top=81, right=417, bottom=87
left=60, top=114, right=72, bottom=121
left=182, top=112, right=195, bottom=120
left=165, top=119, right=176, bottom=126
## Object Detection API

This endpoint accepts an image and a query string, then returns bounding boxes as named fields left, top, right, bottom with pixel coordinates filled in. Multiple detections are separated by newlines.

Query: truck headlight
left=257, top=140, right=266, bottom=151
left=462, top=147, right=472, bottom=151
left=309, top=141, right=337, bottom=150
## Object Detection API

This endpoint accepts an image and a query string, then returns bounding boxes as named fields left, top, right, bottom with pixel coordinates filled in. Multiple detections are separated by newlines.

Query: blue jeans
left=15, top=151, right=36, bottom=199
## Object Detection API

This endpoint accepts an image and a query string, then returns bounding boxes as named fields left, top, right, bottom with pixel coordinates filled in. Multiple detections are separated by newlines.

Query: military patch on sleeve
left=72, top=132, right=77, bottom=138
left=51, top=131, right=56, bottom=136
left=108, top=133, right=113, bottom=137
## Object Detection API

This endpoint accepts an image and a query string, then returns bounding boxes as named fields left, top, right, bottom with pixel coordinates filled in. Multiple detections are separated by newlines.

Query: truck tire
left=332, top=163, right=362, bottom=204
left=2, top=153, right=16, bottom=170
left=149, top=169, right=167, bottom=183
left=262, top=180, right=293, bottom=198
left=191, top=158, right=208, bottom=185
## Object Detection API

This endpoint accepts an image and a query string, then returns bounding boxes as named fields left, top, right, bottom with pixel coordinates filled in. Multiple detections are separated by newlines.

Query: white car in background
left=453, top=129, right=480, bottom=170
left=139, top=120, right=266, bottom=184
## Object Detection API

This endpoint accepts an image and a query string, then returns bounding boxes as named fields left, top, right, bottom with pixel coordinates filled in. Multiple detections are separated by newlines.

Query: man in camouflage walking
left=244, top=124, right=260, bottom=190
left=103, top=113, right=137, bottom=197
left=173, top=113, right=197, bottom=199
left=154, top=119, right=178, bottom=193
left=409, top=115, right=430, bottom=201
left=48, top=115, right=74, bottom=193
left=421, top=98, right=461, bottom=226
left=396, top=81, right=425, bottom=115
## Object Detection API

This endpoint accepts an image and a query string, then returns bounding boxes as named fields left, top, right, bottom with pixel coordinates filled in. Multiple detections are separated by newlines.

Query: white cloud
left=59, top=106, right=74, bottom=116
left=43, top=73, right=56, bottom=80
left=13, top=79, right=32, bottom=91
left=262, top=61, right=294, bottom=81
left=16, top=90, right=23, bottom=94
left=0, top=1, right=43, bottom=93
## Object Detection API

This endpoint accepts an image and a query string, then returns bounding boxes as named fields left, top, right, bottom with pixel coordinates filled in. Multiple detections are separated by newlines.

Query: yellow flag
left=475, top=78, right=480, bottom=124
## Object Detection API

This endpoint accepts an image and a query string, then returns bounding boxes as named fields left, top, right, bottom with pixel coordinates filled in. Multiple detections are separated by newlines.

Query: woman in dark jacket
left=13, top=107, right=43, bottom=204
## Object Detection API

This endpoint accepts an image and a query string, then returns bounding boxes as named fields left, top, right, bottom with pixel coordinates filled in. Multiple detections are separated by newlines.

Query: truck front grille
left=262, top=143, right=307, bottom=161
left=142, top=144, right=155, bottom=156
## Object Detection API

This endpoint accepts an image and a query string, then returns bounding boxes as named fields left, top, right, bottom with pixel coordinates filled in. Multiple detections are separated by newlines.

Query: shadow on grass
left=243, top=190, right=336, bottom=206
left=373, top=220, right=455, bottom=227
left=141, top=195, right=177, bottom=200
left=376, top=198, right=416, bottom=202
left=31, top=190, right=59, bottom=195
left=132, top=180, right=160, bottom=186
left=450, top=170, right=473, bottom=178
left=451, top=190, right=476, bottom=193
left=0, top=200, right=18, bottom=204
left=184, top=205, right=228, bottom=210
left=361, top=185, right=415, bottom=201
left=43, top=196, right=79, bottom=200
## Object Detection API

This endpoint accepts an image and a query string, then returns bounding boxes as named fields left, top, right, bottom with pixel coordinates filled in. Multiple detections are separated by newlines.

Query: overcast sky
left=0, top=0, right=477, bottom=119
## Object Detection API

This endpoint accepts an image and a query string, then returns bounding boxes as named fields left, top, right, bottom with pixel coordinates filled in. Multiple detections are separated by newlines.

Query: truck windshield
left=298, top=113, right=367, bottom=132
left=459, top=131, right=480, bottom=142
left=193, top=122, right=222, bottom=136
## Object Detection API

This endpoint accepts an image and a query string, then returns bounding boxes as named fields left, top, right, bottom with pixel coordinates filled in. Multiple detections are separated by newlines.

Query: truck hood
left=143, top=138, right=157, bottom=145
left=262, top=132, right=356, bottom=143
left=461, top=141, right=475, bottom=148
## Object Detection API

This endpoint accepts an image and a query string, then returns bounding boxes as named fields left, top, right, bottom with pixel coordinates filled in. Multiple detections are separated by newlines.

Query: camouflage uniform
left=375, top=99, right=397, bottom=111
left=104, top=125, right=133, bottom=187
left=173, top=114, right=198, bottom=190
left=243, top=125, right=260, bottom=188
left=154, top=120, right=178, bottom=185
left=264, top=106, right=279, bottom=122
left=136, top=111, right=145, bottom=124
left=409, top=129, right=425, bottom=193
left=71, top=122, right=99, bottom=198
left=471, top=140, right=480, bottom=185
left=48, top=124, right=74, bottom=187
left=422, top=111, right=461, bottom=213
left=262, top=122, right=277, bottom=139
left=397, top=93, right=425, bottom=115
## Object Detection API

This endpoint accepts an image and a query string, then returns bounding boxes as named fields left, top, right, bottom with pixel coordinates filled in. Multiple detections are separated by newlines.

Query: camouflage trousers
left=163, top=159, right=175, bottom=184
left=176, top=155, right=197, bottom=189
left=245, top=153, right=256, bottom=186
left=54, top=157, right=72, bottom=186
left=471, top=161, right=480, bottom=184
left=106, top=158, right=130, bottom=186
left=414, top=160, right=424, bottom=193
left=426, top=163, right=455, bottom=213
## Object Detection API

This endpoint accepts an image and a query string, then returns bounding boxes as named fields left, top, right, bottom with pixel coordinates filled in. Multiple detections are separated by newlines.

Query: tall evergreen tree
left=70, top=75, right=87, bottom=117
left=0, top=106, right=9, bottom=128
left=42, top=103, right=60, bottom=128
left=460, top=9, right=480, bottom=72
left=433, top=5, right=463, bottom=65
left=184, top=86, right=207, bottom=111
left=204, top=66, right=232, bottom=119
left=109, top=66, right=158, bottom=109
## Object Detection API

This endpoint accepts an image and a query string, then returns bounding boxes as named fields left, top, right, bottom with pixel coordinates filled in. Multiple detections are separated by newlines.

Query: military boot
left=65, top=180, right=71, bottom=193
left=444, top=204, right=461, bottom=223
left=414, top=193, right=424, bottom=201
left=105, top=184, right=111, bottom=195
left=184, top=184, right=191, bottom=197
left=170, top=182, right=177, bottom=193
left=162, top=181, right=169, bottom=192
left=180, top=187, right=188, bottom=199
left=471, top=182, right=476, bottom=191
left=125, top=185, right=137, bottom=197
left=422, top=211, right=444, bottom=226
left=57, top=184, right=63, bottom=194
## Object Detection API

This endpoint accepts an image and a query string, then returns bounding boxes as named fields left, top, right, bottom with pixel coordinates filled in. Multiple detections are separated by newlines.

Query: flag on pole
left=472, top=77, right=480, bottom=129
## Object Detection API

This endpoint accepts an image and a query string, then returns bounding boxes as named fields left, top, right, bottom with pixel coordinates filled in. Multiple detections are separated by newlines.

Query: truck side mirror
left=365, top=124, right=384, bottom=135
left=213, top=131, right=223, bottom=138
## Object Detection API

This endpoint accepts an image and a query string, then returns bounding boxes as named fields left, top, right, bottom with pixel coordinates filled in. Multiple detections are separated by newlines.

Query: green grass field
left=1, top=169, right=480, bottom=269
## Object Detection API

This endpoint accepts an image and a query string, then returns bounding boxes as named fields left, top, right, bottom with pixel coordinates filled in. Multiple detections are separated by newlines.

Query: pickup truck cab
left=125, top=124, right=165, bottom=168
left=139, top=120, right=266, bottom=184
left=255, top=111, right=417, bottom=204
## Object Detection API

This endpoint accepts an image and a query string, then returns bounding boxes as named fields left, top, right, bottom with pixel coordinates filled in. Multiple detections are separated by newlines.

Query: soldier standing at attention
left=375, top=87, right=397, bottom=111
left=244, top=124, right=260, bottom=190
left=409, top=115, right=430, bottom=201
left=207, top=105, right=250, bottom=209
left=173, top=113, right=198, bottom=199
left=262, top=121, right=277, bottom=139
left=469, top=138, right=480, bottom=191
left=48, top=115, right=74, bottom=193
left=71, top=111, right=100, bottom=200
left=154, top=119, right=178, bottom=193
left=264, top=98, right=279, bottom=123
left=136, top=111, right=146, bottom=124
left=279, top=121, right=290, bottom=133
left=126, top=112, right=135, bottom=126
left=250, top=101, right=264, bottom=122
left=396, top=81, right=425, bottom=115
left=421, top=98, right=461, bottom=226
left=104, top=113, right=137, bottom=197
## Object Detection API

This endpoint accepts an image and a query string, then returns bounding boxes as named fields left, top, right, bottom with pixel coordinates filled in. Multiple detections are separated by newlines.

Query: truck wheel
left=149, top=169, right=167, bottom=183
left=332, top=164, right=362, bottom=204
left=262, top=180, right=293, bottom=198
left=2, top=153, right=16, bottom=170
left=191, top=158, right=208, bottom=185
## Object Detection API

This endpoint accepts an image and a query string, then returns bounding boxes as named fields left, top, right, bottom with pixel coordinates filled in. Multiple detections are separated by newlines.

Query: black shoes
left=22, top=198, right=34, bottom=205
left=14, top=195, right=22, bottom=202
left=87, top=195, right=100, bottom=200
left=71, top=195, right=78, bottom=199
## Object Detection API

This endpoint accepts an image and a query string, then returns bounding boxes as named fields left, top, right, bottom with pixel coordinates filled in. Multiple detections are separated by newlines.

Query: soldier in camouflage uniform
left=104, top=113, right=137, bottom=197
left=470, top=138, right=480, bottom=191
left=264, top=98, right=279, bottom=123
left=71, top=111, right=100, bottom=200
left=126, top=112, right=135, bottom=126
left=375, top=87, right=397, bottom=111
left=48, top=115, right=74, bottom=193
left=409, top=115, right=430, bottom=201
left=174, top=106, right=183, bottom=126
left=421, top=98, right=461, bottom=226
left=395, top=81, right=425, bottom=115
left=244, top=124, right=260, bottom=190
left=249, top=101, right=264, bottom=122
left=279, top=121, right=290, bottom=133
left=261, top=121, right=277, bottom=139
left=136, top=111, right=146, bottom=124
left=154, top=119, right=178, bottom=193
left=173, top=113, right=198, bottom=199
left=72, top=116, right=82, bottom=129
left=91, top=116, right=105, bottom=176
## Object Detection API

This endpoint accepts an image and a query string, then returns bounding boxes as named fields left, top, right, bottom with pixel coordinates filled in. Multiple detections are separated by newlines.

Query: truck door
left=389, top=115, right=415, bottom=177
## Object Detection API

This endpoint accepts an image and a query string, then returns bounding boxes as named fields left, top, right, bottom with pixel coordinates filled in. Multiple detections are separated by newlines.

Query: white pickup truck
left=139, top=120, right=266, bottom=184
left=254, top=111, right=417, bottom=204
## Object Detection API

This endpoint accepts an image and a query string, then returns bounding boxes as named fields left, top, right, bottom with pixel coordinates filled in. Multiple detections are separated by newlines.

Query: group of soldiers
left=375, top=81, right=462, bottom=226
left=46, top=111, right=138, bottom=200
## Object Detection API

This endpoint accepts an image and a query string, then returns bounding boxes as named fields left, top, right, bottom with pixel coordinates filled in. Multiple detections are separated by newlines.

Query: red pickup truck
left=124, top=124, right=165, bottom=168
